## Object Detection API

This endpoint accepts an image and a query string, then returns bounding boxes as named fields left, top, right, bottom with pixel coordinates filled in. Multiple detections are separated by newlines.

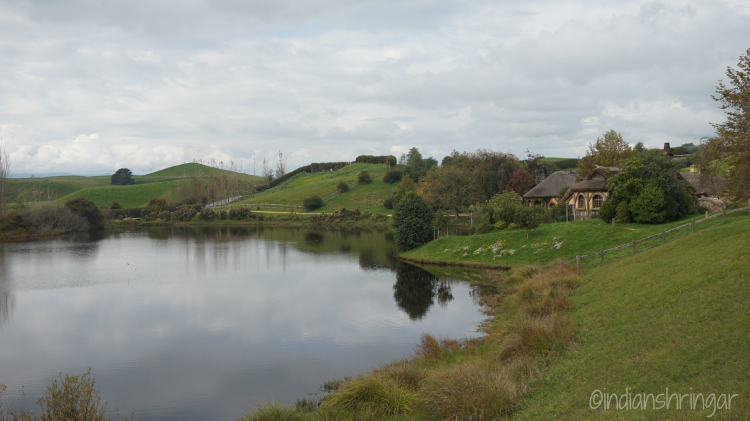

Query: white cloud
left=0, top=0, right=748, bottom=174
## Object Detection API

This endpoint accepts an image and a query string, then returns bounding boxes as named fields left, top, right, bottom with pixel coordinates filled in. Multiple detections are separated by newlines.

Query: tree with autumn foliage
left=419, top=165, right=479, bottom=218
left=578, top=130, right=636, bottom=177
left=711, top=48, right=750, bottom=200
left=505, top=169, right=533, bottom=195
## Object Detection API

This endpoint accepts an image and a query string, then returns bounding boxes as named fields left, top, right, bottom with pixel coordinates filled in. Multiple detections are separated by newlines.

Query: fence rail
left=561, top=206, right=750, bottom=267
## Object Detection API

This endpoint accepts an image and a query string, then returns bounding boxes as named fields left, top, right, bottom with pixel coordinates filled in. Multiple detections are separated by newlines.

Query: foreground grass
left=513, top=211, right=750, bottom=420
left=400, top=211, right=740, bottom=268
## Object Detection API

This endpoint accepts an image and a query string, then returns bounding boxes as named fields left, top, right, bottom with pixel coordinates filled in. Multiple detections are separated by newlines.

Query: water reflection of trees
left=0, top=292, right=14, bottom=328
left=393, top=262, right=454, bottom=320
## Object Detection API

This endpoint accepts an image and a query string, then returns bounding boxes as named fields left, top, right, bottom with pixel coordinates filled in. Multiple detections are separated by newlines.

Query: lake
left=0, top=226, right=485, bottom=420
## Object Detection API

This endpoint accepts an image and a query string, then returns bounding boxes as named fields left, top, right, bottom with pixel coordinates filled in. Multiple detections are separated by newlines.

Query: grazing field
left=239, top=163, right=396, bottom=213
left=400, top=211, right=744, bottom=268
left=514, top=213, right=750, bottom=420
left=55, top=180, right=189, bottom=208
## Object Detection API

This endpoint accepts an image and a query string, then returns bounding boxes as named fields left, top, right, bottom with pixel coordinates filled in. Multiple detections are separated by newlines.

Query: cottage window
left=593, top=195, right=603, bottom=208
left=577, top=195, right=585, bottom=209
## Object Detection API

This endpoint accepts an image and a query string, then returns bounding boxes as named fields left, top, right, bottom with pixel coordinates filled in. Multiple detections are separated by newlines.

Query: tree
left=485, top=190, right=524, bottom=227
left=147, top=196, right=168, bottom=213
left=392, top=176, right=417, bottom=207
left=419, top=165, right=478, bottom=218
left=712, top=48, right=750, bottom=200
left=357, top=170, right=372, bottom=184
left=0, top=142, right=9, bottom=215
left=515, top=206, right=542, bottom=239
left=603, top=150, right=695, bottom=224
left=578, top=130, right=635, bottom=177
left=275, top=151, right=287, bottom=178
left=505, top=169, right=533, bottom=195
left=337, top=181, right=349, bottom=193
left=64, top=197, right=104, bottom=229
left=109, top=200, right=122, bottom=210
left=393, top=192, right=433, bottom=251
left=110, top=168, right=134, bottom=186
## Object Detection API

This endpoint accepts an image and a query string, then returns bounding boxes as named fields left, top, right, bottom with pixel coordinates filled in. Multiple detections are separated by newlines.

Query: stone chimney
left=535, top=164, right=547, bottom=184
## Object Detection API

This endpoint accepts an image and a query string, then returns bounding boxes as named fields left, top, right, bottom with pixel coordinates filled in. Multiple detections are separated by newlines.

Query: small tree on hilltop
left=393, top=192, right=434, bottom=251
left=578, top=130, right=635, bottom=177
left=110, top=168, right=135, bottom=185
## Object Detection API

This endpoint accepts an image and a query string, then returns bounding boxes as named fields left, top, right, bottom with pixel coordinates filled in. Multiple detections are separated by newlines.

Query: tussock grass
left=319, top=377, right=420, bottom=417
left=240, top=403, right=305, bottom=421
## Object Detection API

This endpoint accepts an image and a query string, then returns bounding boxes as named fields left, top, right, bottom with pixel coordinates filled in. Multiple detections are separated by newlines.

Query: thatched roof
left=678, top=172, right=725, bottom=196
left=561, top=167, right=619, bottom=202
left=523, top=170, right=579, bottom=199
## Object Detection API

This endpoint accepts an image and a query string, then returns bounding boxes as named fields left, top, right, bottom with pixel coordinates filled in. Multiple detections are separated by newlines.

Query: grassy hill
left=238, top=163, right=396, bottom=213
left=400, top=211, right=741, bottom=268
left=513, top=211, right=750, bottom=419
left=7, top=163, right=263, bottom=209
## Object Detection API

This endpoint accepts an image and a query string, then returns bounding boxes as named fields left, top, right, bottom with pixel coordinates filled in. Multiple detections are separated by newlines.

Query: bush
left=597, top=198, right=618, bottom=223
left=337, top=181, right=349, bottom=193
left=200, top=207, right=216, bottom=220
left=615, top=200, right=630, bottom=223
left=303, top=196, right=323, bottom=211
left=383, top=197, right=393, bottom=209
left=630, top=182, right=666, bottom=224
left=172, top=204, right=198, bottom=221
left=147, top=196, right=169, bottom=213
left=228, top=207, right=252, bottom=220
left=219, top=210, right=228, bottom=220
left=109, top=200, right=122, bottom=210
left=357, top=171, right=372, bottom=184
left=0, top=209, right=26, bottom=232
left=64, top=197, right=104, bottom=229
left=383, top=170, right=404, bottom=184
left=393, top=192, right=433, bottom=251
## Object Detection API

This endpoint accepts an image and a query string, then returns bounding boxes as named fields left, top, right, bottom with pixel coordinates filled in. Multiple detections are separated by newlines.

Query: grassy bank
left=513, top=209, right=750, bottom=419
left=400, top=211, right=742, bottom=268
left=241, top=210, right=749, bottom=420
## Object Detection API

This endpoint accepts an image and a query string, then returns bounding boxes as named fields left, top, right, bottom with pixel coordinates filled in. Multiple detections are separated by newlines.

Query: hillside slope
left=239, top=163, right=396, bottom=213
left=513, top=215, right=750, bottom=419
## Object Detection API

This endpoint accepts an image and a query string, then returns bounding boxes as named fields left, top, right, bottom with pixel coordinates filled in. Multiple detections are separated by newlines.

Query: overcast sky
left=1, top=0, right=748, bottom=176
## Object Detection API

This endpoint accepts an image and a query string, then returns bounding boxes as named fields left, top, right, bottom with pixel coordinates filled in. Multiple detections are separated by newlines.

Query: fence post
left=706, top=211, right=709, bottom=219
left=691, top=220, right=695, bottom=233
left=612, top=218, right=615, bottom=228
left=632, top=240, right=636, bottom=253
left=662, top=231, right=666, bottom=243
left=576, top=255, right=580, bottom=267
left=600, top=249, right=604, bottom=263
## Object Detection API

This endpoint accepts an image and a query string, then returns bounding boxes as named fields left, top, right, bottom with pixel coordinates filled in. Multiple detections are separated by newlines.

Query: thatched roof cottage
left=523, top=170, right=579, bottom=208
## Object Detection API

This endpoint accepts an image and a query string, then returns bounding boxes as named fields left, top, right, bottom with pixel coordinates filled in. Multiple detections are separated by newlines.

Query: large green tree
left=393, top=192, right=434, bottom=251
left=65, top=197, right=104, bottom=229
left=578, top=130, right=636, bottom=177
left=110, top=168, right=135, bottom=185
left=419, top=165, right=478, bottom=218
left=712, top=48, right=750, bottom=200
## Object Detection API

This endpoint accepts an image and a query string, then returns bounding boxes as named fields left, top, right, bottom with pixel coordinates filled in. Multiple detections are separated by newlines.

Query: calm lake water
left=0, top=226, right=485, bottom=420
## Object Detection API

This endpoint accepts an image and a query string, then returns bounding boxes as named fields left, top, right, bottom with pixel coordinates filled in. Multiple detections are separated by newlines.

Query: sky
left=0, top=0, right=749, bottom=176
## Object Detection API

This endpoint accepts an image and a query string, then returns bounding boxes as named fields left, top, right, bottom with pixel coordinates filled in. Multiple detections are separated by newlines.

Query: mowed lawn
left=513, top=213, right=750, bottom=420
left=401, top=211, right=746, bottom=267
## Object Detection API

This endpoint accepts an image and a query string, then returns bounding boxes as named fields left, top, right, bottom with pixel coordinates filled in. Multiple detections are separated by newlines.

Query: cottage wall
left=566, top=191, right=609, bottom=220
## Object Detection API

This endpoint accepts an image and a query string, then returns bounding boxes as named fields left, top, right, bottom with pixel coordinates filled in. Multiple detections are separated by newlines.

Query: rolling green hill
left=55, top=180, right=188, bottom=208
left=239, top=163, right=396, bottom=213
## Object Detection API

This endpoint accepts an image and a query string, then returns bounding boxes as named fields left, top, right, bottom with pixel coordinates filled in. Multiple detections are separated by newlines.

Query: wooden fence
left=561, top=206, right=750, bottom=267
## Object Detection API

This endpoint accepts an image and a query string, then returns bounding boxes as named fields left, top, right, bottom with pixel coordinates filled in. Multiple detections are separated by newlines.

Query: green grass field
left=7, top=163, right=264, bottom=209
left=239, top=163, right=396, bottom=213
left=401, top=211, right=743, bottom=267
left=513, top=213, right=750, bottom=420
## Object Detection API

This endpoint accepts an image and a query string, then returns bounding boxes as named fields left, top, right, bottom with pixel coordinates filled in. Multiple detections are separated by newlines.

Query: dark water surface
left=0, top=226, right=485, bottom=420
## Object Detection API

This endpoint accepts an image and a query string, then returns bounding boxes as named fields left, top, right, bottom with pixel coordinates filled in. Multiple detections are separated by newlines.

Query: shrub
left=337, top=181, right=349, bottom=193
left=303, top=196, right=323, bottom=211
left=0, top=209, right=26, bottom=232
left=109, top=200, right=122, bottom=210
left=382, top=170, right=404, bottom=184
left=200, top=207, right=216, bottom=220
left=383, top=197, right=393, bottom=209
left=630, top=182, right=666, bottom=224
left=172, top=204, right=198, bottom=221
left=147, top=196, right=169, bottom=213
left=357, top=171, right=372, bottom=184
left=64, top=197, right=104, bottom=229
left=615, top=200, right=630, bottom=223
left=219, top=210, right=228, bottom=220
left=228, top=207, right=252, bottom=220
left=393, top=192, right=433, bottom=251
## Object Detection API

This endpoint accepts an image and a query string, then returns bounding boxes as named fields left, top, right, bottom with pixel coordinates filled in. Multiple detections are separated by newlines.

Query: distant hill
left=144, top=162, right=260, bottom=179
